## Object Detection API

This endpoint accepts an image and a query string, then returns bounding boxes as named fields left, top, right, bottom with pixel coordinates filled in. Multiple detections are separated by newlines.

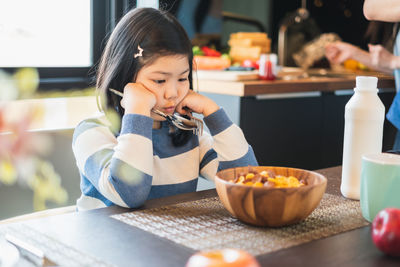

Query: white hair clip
left=134, top=45, right=143, bottom=58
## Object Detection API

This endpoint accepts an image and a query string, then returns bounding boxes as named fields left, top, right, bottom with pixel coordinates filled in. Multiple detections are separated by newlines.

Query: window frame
left=1, top=0, right=128, bottom=91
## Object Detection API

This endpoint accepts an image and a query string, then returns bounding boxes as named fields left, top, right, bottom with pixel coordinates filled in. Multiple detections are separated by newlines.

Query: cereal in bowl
left=230, top=170, right=306, bottom=188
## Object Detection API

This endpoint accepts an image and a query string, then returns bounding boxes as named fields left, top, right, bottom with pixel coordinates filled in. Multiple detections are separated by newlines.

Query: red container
left=259, top=54, right=277, bottom=81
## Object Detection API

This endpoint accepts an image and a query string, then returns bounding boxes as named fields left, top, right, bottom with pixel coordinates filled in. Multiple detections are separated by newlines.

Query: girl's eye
left=153, top=80, right=165, bottom=84
left=179, top=78, right=188, bottom=82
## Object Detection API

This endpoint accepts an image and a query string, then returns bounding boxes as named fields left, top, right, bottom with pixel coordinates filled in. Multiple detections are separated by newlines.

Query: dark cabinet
left=238, top=90, right=396, bottom=170
left=240, top=92, right=323, bottom=169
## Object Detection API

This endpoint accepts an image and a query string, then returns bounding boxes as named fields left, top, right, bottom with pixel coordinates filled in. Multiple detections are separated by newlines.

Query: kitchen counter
left=194, top=70, right=395, bottom=96
left=194, top=71, right=397, bottom=170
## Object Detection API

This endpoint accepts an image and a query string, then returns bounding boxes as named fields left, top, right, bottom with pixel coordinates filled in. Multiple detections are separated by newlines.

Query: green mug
left=360, top=153, right=400, bottom=222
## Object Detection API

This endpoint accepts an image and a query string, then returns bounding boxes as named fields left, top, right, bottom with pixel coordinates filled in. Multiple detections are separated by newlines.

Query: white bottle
left=341, top=76, right=385, bottom=200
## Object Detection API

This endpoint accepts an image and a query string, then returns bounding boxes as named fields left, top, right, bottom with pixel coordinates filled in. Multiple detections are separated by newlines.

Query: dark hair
left=96, top=8, right=193, bottom=146
left=364, top=21, right=397, bottom=51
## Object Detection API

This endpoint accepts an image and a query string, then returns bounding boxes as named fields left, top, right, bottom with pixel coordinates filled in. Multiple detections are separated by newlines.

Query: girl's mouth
left=163, top=106, right=175, bottom=114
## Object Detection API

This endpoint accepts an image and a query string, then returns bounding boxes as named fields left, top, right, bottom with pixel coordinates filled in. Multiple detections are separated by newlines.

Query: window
left=0, top=0, right=171, bottom=91
left=0, top=0, right=112, bottom=90
left=0, top=0, right=91, bottom=67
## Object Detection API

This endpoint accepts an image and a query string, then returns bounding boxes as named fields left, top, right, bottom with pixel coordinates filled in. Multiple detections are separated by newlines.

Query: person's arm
left=363, top=0, right=400, bottom=22
left=369, top=44, right=400, bottom=73
left=198, top=109, right=258, bottom=180
left=72, top=114, right=154, bottom=208
left=325, top=42, right=394, bottom=74
left=326, top=42, right=371, bottom=65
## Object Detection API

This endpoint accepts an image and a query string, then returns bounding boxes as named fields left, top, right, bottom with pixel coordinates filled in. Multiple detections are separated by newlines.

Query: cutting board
left=195, top=70, right=259, bottom=81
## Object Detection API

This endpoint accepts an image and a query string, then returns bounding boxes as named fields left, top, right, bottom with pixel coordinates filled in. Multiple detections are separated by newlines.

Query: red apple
left=241, top=59, right=259, bottom=69
left=186, top=248, right=260, bottom=267
left=372, top=208, right=400, bottom=257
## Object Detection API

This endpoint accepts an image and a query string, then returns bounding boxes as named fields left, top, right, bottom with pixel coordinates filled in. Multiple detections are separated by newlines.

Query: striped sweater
left=72, top=108, right=258, bottom=211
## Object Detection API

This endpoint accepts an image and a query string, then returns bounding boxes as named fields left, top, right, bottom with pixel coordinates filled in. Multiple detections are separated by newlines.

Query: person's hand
left=121, top=83, right=156, bottom=116
left=325, top=42, right=361, bottom=64
left=176, top=90, right=219, bottom=117
left=368, top=44, right=398, bottom=72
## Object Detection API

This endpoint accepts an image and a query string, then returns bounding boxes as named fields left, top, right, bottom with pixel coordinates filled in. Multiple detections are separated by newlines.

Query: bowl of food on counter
left=215, top=166, right=327, bottom=227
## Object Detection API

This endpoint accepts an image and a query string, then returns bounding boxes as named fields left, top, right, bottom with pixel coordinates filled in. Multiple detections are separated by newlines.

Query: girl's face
left=135, top=55, right=190, bottom=121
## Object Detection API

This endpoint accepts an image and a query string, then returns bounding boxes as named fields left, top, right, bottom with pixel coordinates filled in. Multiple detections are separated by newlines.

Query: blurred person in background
left=364, top=0, right=400, bottom=151
left=325, top=1, right=400, bottom=150
left=325, top=21, right=397, bottom=75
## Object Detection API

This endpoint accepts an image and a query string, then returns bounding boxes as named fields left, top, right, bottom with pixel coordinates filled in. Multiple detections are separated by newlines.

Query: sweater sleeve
left=199, top=108, right=258, bottom=180
left=72, top=114, right=154, bottom=208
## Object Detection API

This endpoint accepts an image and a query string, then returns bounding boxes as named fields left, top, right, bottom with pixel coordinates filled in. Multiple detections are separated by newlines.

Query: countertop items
left=194, top=69, right=395, bottom=96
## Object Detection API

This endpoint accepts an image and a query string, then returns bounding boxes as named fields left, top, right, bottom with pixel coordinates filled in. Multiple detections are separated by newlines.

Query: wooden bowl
left=215, top=166, right=327, bottom=227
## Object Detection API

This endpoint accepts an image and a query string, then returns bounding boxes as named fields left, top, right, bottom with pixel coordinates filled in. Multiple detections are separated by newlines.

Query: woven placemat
left=111, top=193, right=369, bottom=255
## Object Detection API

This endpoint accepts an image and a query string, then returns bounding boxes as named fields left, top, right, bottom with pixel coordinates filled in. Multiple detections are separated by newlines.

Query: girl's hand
left=176, top=90, right=219, bottom=117
left=121, top=83, right=156, bottom=116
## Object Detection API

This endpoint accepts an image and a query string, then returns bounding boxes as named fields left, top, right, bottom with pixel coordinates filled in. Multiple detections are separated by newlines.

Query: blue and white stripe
left=72, top=108, right=258, bottom=211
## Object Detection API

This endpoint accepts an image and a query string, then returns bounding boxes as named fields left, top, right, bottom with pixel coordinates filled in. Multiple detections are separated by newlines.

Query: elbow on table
left=108, top=176, right=152, bottom=209
left=107, top=163, right=153, bottom=208
left=117, top=188, right=152, bottom=209
left=115, top=188, right=150, bottom=209
left=124, top=198, right=147, bottom=209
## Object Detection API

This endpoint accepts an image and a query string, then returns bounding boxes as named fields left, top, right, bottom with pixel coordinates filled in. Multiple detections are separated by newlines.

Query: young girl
left=72, top=8, right=258, bottom=211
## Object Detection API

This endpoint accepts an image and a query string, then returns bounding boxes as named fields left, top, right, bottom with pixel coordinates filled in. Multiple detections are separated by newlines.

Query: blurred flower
left=106, top=108, right=121, bottom=134
left=30, top=160, right=68, bottom=211
left=0, top=70, right=18, bottom=101
left=98, top=90, right=121, bottom=134
left=0, top=68, right=68, bottom=211
left=13, top=68, right=40, bottom=97
left=0, top=160, right=17, bottom=185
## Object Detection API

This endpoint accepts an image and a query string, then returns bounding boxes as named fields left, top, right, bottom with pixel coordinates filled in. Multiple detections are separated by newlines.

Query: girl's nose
left=164, top=83, right=178, bottom=100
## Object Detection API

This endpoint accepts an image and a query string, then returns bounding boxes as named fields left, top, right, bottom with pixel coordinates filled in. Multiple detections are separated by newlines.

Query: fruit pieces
left=343, top=59, right=358, bottom=71
left=267, top=176, right=304, bottom=188
left=192, top=46, right=231, bottom=70
left=229, top=170, right=306, bottom=188
left=193, top=55, right=231, bottom=70
left=192, top=46, right=222, bottom=57
left=372, top=208, right=400, bottom=257
left=343, top=59, right=370, bottom=71
left=241, top=59, right=259, bottom=69
left=193, top=46, right=204, bottom=56
left=186, top=248, right=260, bottom=267
left=201, top=46, right=221, bottom=57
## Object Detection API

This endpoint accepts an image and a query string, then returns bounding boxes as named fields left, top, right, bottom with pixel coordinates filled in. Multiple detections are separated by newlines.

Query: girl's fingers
left=176, top=102, right=188, bottom=115
left=122, top=82, right=157, bottom=113
left=176, top=91, right=194, bottom=114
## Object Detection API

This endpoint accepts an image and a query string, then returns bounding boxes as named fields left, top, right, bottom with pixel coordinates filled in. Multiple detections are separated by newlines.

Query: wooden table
left=5, top=166, right=400, bottom=266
